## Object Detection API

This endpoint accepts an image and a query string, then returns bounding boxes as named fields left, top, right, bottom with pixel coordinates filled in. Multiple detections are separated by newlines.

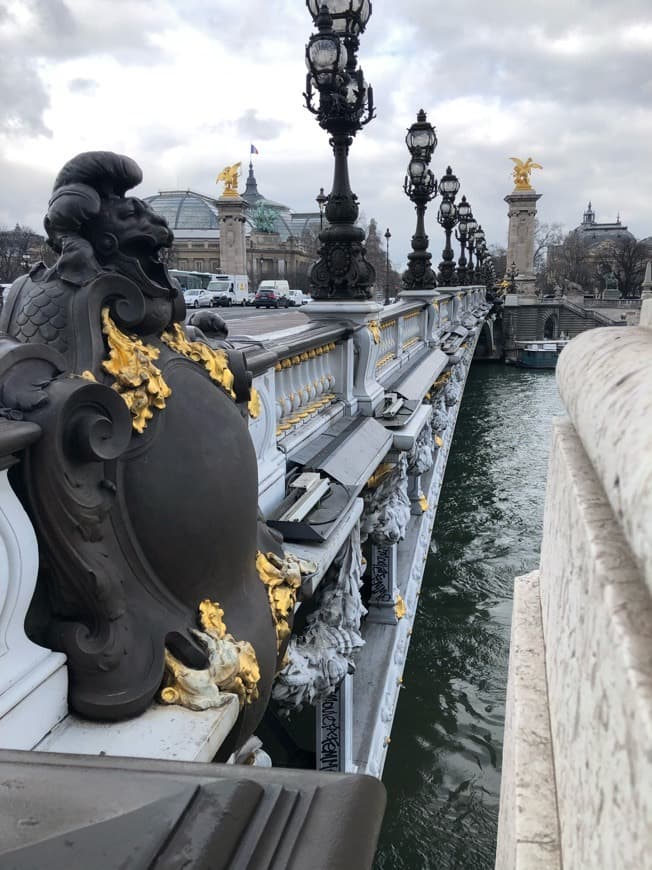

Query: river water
left=375, top=363, right=564, bottom=870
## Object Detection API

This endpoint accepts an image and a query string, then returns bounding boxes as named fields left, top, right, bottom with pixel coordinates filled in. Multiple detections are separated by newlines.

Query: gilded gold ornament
left=161, top=322, right=235, bottom=399
left=101, top=308, right=171, bottom=434
left=368, top=320, right=381, bottom=344
left=394, top=594, right=407, bottom=620
left=160, top=597, right=261, bottom=710
left=256, top=551, right=315, bottom=661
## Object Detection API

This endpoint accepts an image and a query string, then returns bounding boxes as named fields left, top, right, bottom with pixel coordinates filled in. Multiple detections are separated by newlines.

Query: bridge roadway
left=195, top=304, right=310, bottom=335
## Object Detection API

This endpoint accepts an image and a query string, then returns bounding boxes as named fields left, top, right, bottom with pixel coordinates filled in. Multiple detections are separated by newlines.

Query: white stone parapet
left=497, top=319, right=652, bottom=869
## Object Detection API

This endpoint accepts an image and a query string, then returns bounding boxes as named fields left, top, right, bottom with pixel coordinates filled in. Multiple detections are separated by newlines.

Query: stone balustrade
left=497, top=298, right=652, bottom=870
left=0, top=283, right=491, bottom=770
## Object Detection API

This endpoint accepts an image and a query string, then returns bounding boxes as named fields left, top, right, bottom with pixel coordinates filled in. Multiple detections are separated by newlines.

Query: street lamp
left=316, top=187, right=328, bottom=230
left=455, top=195, right=473, bottom=285
left=304, top=1, right=376, bottom=300
left=436, top=165, right=460, bottom=286
left=401, top=109, right=438, bottom=291
left=472, top=225, right=486, bottom=284
left=506, top=260, right=519, bottom=293
left=465, top=210, right=478, bottom=283
left=384, top=227, right=391, bottom=304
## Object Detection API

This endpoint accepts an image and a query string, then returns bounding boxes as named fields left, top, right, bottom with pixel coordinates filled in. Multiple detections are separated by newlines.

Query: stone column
left=216, top=195, right=247, bottom=277
left=505, top=189, right=542, bottom=296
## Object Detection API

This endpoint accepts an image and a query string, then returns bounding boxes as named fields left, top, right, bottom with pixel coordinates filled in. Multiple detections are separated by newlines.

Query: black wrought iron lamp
left=304, top=1, right=376, bottom=300
left=472, top=225, right=486, bottom=284
left=401, top=109, right=438, bottom=291
left=436, top=165, right=460, bottom=286
left=455, top=195, right=473, bottom=285
left=316, top=187, right=328, bottom=230
left=465, top=210, right=478, bottom=284
left=384, top=227, right=391, bottom=304
left=506, top=260, right=519, bottom=292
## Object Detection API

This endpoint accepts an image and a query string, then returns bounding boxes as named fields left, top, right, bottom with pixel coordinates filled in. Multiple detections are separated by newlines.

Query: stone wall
left=496, top=300, right=652, bottom=869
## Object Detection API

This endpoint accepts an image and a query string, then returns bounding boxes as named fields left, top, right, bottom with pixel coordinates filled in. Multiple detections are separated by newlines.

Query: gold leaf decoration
left=161, top=322, right=235, bottom=399
left=101, top=308, right=171, bottom=434
left=368, top=320, right=381, bottom=344
left=394, top=594, right=407, bottom=620
left=160, top=598, right=261, bottom=710
left=256, top=551, right=313, bottom=662
left=366, top=462, right=395, bottom=490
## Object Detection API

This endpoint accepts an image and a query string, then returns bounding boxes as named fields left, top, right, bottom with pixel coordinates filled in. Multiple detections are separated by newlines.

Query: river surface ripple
left=375, top=363, right=564, bottom=870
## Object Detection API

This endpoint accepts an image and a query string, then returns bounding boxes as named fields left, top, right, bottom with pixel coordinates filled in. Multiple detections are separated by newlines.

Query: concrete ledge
left=495, top=570, right=561, bottom=870
left=539, top=418, right=652, bottom=869
left=35, top=696, right=240, bottom=763
left=556, top=327, right=652, bottom=591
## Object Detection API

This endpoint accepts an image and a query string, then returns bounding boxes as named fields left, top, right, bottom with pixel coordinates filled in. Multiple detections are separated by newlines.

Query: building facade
left=144, top=163, right=322, bottom=290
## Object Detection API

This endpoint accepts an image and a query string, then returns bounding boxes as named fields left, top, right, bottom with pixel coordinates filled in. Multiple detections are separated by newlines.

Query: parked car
left=184, top=289, right=211, bottom=308
left=254, top=289, right=290, bottom=309
left=287, top=290, right=305, bottom=307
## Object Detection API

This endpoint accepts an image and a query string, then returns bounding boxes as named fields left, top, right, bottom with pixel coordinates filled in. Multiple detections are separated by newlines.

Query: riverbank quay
left=496, top=299, right=652, bottom=869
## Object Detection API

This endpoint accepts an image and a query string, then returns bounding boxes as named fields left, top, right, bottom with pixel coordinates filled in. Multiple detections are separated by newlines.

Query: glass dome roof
left=144, top=191, right=219, bottom=231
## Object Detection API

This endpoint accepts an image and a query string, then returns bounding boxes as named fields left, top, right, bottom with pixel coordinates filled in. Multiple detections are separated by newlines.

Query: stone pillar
left=641, top=260, right=652, bottom=301
left=367, top=543, right=399, bottom=625
left=216, top=195, right=247, bottom=277
left=505, top=189, right=542, bottom=296
left=317, top=674, right=354, bottom=773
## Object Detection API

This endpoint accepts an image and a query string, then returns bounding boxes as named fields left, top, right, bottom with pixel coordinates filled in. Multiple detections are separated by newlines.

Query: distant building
left=144, top=162, right=322, bottom=289
left=573, top=202, right=635, bottom=249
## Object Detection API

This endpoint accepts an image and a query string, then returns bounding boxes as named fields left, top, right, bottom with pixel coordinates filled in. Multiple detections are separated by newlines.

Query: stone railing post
left=0, top=420, right=68, bottom=750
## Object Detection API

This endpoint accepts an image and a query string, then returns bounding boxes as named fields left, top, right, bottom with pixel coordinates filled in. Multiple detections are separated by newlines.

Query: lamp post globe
left=401, top=109, right=438, bottom=293
left=455, top=195, right=473, bottom=285
left=304, top=1, right=376, bottom=300
left=436, top=165, right=460, bottom=286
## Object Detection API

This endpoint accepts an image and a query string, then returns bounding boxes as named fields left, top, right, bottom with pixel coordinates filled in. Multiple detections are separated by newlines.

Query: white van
left=206, top=274, right=249, bottom=307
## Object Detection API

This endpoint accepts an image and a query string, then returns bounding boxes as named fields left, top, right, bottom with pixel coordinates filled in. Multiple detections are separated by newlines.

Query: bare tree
left=533, top=220, right=564, bottom=272
left=488, top=244, right=507, bottom=280
left=594, top=237, right=648, bottom=298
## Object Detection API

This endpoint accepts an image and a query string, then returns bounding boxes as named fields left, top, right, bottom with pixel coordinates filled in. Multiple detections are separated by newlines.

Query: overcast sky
left=1, top=0, right=650, bottom=269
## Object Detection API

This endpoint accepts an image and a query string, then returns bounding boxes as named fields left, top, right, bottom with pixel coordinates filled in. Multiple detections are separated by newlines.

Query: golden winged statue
left=216, top=161, right=241, bottom=197
left=509, top=157, right=542, bottom=191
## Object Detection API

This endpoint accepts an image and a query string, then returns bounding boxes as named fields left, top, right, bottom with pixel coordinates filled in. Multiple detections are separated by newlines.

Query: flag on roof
left=250, top=144, right=259, bottom=155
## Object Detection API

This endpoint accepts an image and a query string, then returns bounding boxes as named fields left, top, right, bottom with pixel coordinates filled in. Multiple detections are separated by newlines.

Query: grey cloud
left=234, top=110, right=289, bottom=142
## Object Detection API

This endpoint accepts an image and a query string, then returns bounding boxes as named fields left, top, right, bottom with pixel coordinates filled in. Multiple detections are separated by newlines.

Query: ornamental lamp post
left=436, top=165, right=460, bottom=286
left=465, top=209, right=478, bottom=282
left=384, top=227, right=391, bottom=304
left=473, top=225, right=486, bottom=283
left=455, top=194, right=472, bottom=285
left=401, top=109, right=438, bottom=292
left=304, top=1, right=376, bottom=300
left=316, top=187, right=328, bottom=230
left=506, top=260, right=519, bottom=293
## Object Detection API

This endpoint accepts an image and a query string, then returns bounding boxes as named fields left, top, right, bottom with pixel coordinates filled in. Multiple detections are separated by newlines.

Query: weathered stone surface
left=556, top=327, right=652, bottom=593
left=495, top=570, right=561, bottom=870
left=539, top=417, right=652, bottom=870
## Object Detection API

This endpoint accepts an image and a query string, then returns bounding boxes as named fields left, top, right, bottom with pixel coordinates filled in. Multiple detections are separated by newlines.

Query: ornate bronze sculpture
left=0, top=152, right=291, bottom=752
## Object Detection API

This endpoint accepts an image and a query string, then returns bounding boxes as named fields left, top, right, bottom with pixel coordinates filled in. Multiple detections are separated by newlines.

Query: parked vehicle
left=257, top=280, right=290, bottom=301
left=287, top=289, right=306, bottom=307
left=206, top=274, right=249, bottom=307
left=254, top=288, right=290, bottom=309
left=184, top=289, right=211, bottom=309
